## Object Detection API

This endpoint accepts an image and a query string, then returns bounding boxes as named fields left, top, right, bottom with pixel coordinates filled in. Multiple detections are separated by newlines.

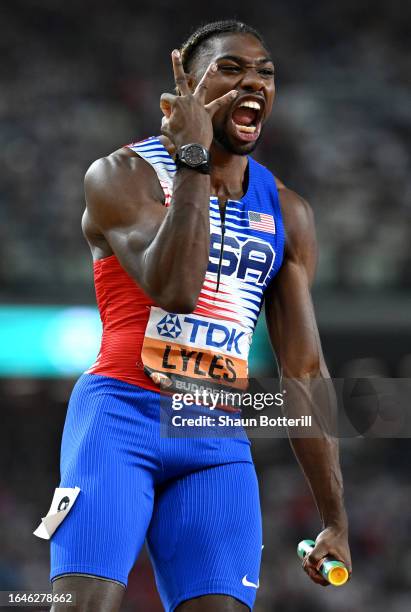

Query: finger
left=310, top=545, right=352, bottom=574
left=306, top=568, right=330, bottom=587
left=304, top=553, right=326, bottom=575
left=160, top=93, right=177, bottom=118
left=307, top=551, right=328, bottom=567
left=302, top=558, right=329, bottom=586
left=205, top=90, right=238, bottom=117
left=149, top=370, right=173, bottom=388
left=193, top=62, right=218, bottom=103
left=306, top=539, right=331, bottom=567
left=161, top=115, right=169, bottom=132
left=160, top=117, right=173, bottom=142
left=171, top=49, right=190, bottom=96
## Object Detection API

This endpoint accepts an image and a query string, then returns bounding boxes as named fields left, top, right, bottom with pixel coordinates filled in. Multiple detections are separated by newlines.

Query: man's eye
left=219, top=65, right=241, bottom=72
left=259, top=69, right=275, bottom=77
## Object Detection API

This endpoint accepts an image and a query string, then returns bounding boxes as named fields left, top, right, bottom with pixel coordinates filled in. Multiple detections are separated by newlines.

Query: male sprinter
left=47, top=21, right=351, bottom=612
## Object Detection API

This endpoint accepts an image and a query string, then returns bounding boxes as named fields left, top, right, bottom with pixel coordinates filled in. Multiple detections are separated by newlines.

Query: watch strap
left=175, top=156, right=211, bottom=174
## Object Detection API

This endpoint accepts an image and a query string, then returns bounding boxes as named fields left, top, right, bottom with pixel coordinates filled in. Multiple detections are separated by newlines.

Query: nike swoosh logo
left=242, top=575, right=259, bottom=588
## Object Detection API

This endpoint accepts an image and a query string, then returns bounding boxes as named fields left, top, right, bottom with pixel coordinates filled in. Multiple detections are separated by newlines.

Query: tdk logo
left=156, top=313, right=247, bottom=355
left=184, top=317, right=245, bottom=355
left=157, top=314, right=182, bottom=339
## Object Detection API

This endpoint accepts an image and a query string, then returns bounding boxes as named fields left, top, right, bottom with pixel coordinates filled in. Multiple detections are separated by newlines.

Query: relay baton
left=297, top=539, right=349, bottom=586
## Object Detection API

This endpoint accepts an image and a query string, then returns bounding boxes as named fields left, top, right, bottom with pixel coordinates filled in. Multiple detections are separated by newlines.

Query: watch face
left=184, top=144, right=207, bottom=166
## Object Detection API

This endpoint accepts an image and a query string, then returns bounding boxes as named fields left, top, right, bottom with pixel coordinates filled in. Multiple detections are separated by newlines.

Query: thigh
left=51, top=575, right=124, bottom=612
left=49, top=375, right=158, bottom=587
left=147, top=461, right=262, bottom=612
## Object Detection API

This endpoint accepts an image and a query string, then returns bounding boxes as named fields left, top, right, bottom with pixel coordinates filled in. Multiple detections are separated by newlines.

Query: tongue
left=232, top=107, right=256, bottom=126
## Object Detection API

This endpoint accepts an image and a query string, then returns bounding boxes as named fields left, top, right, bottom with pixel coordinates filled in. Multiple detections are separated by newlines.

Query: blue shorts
left=50, top=374, right=262, bottom=611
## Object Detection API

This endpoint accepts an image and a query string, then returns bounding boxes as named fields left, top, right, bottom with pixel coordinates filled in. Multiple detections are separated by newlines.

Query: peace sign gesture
left=160, top=49, right=237, bottom=149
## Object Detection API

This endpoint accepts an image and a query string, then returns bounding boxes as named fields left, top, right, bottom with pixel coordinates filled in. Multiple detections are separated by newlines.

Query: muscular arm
left=84, top=148, right=210, bottom=313
left=265, top=184, right=351, bottom=584
left=83, top=52, right=236, bottom=314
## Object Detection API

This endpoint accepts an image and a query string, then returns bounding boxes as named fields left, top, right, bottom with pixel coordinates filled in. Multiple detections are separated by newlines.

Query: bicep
left=265, top=189, right=325, bottom=377
left=84, top=153, right=166, bottom=280
left=265, top=260, right=324, bottom=377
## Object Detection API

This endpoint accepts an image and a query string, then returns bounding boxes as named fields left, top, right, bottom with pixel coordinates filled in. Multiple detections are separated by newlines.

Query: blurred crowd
left=1, top=378, right=411, bottom=611
left=1, top=0, right=411, bottom=301
left=1, top=1, right=410, bottom=610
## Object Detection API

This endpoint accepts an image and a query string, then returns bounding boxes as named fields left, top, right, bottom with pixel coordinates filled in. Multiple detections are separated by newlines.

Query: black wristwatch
left=175, top=143, right=211, bottom=174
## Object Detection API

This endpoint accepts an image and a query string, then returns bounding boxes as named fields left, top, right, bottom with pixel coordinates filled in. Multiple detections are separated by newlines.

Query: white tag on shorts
left=33, top=486, right=81, bottom=540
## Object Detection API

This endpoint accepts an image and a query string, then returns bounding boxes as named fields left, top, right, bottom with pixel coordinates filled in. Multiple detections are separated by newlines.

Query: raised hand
left=160, top=49, right=237, bottom=149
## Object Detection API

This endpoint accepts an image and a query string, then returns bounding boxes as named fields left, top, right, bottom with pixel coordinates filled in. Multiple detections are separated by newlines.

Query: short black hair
left=180, top=20, right=266, bottom=73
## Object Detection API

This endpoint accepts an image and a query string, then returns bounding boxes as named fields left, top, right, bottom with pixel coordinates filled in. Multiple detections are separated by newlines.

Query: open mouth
left=231, top=99, right=264, bottom=142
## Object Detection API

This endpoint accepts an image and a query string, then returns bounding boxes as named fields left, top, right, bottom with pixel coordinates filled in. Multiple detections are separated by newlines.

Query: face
left=190, top=33, right=276, bottom=155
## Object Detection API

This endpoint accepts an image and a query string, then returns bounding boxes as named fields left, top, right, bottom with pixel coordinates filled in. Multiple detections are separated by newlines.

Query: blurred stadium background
left=1, top=0, right=410, bottom=610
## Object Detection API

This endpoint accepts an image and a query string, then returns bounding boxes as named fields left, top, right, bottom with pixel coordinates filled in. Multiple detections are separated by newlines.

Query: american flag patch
left=248, top=211, right=276, bottom=234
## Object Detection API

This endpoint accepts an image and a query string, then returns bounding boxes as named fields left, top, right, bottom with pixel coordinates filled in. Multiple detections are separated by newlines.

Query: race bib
left=33, top=486, right=80, bottom=540
left=141, top=307, right=251, bottom=391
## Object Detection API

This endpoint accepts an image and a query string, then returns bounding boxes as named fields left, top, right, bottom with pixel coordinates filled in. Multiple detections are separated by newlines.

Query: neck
left=209, top=141, right=248, bottom=201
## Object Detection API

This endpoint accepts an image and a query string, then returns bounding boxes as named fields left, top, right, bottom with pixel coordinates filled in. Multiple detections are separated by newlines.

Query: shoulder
left=84, top=145, right=165, bottom=224
left=268, top=175, right=318, bottom=284
left=273, top=176, right=316, bottom=260
left=253, top=161, right=315, bottom=248
left=85, top=146, right=159, bottom=197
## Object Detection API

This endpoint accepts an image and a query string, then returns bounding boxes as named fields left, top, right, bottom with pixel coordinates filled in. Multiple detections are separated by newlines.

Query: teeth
left=237, top=125, right=257, bottom=133
left=239, top=100, right=261, bottom=110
